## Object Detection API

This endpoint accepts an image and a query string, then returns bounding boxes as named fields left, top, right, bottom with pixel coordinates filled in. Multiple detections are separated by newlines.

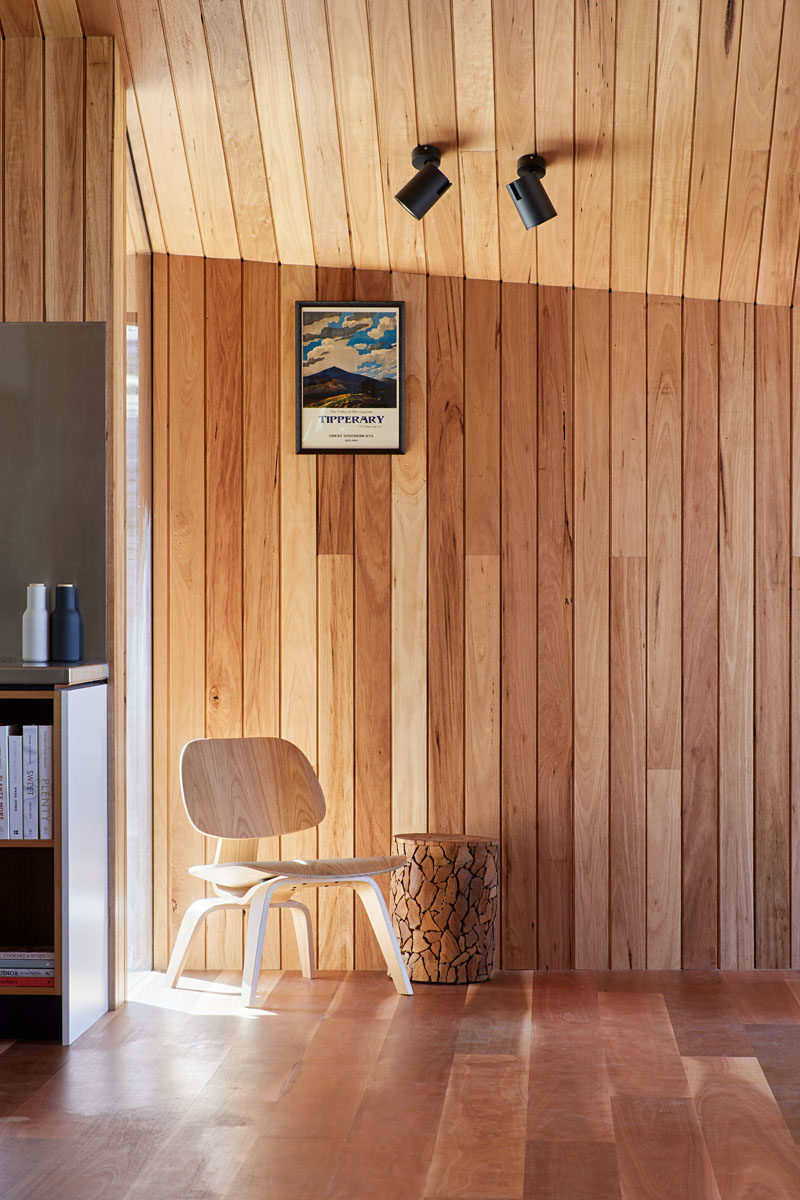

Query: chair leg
left=165, top=897, right=237, bottom=989
left=353, top=878, right=413, bottom=996
left=241, top=881, right=282, bottom=1008
left=282, top=899, right=316, bottom=980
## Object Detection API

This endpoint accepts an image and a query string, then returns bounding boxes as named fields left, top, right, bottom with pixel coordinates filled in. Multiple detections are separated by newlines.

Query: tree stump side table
left=390, top=833, right=499, bottom=983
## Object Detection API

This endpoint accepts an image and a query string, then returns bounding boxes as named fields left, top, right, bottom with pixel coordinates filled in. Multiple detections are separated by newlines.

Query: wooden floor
left=2, top=970, right=800, bottom=1199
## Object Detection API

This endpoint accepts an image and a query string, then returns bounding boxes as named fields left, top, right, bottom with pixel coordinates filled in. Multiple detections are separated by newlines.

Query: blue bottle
left=51, top=584, right=82, bottom=662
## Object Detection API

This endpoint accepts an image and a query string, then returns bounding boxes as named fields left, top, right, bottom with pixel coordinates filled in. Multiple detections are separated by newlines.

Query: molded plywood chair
left=164, top=737, right=412, bottom=1004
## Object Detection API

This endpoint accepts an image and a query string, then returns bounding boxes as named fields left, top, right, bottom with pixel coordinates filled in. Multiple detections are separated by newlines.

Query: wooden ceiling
left=2, top=0, right=799, bottom=303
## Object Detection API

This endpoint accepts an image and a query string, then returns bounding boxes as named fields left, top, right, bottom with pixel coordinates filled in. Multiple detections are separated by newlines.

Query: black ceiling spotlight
left=394, top=145, right=451, bottom=219
left=507, top=154, right=557, bottom=228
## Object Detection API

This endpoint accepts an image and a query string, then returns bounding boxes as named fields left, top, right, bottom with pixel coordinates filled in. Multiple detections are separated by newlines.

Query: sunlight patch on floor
left=129, top=970, right=281, bottom=1018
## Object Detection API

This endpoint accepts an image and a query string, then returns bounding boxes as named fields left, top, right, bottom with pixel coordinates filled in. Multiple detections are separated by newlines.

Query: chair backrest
left=180, top=737, right=326, bottom=840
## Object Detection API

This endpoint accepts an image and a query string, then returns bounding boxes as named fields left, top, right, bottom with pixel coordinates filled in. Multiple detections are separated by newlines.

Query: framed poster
left=296, top=301, right=405, bottom=453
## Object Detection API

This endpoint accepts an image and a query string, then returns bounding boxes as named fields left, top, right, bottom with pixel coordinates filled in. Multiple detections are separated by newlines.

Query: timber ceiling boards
left=2, top=0, right=799, bottom=302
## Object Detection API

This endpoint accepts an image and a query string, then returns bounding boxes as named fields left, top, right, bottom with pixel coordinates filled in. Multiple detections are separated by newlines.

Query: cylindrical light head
left=507, top=154, right=557, bottom=229
left=395, top=145, right=452, bottom=220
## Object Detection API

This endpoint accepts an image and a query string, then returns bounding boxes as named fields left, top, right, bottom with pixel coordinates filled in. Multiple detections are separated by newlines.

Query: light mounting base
left=516, top=154, right=547, bottom=180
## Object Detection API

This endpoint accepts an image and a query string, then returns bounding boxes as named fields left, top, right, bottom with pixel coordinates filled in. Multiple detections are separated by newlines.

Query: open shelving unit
left=0, top=664, right=108, bottom=1043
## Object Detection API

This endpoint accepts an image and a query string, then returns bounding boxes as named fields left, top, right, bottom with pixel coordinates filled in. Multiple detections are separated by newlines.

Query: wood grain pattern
left=792, top=557, right=800, bottom=969
left=9, top=970, right=800, bottom=1199
left=718, top=301, right=755, bottom=970
left=33, top=0, right=800, bottom=305
left=465, top=279, right=500, bottom=556
left=407, top=0, right=463, bottom=279
left=3, top=38, right=42, bottom=320
left=424, top=1054, right=527, bottom=1198
left=353, top=270, right=392, bottom=970
left=757, top=0, right=800, bottom=305
left=574, top=0, right=614, bottom=291
left=611, top=291, right=647, bottom=557
left=391, top=272, right=427, bottom=839
left=317, top=554, right=355, bottom=971
left=533, top=0, right=573, bottom=286
left=599, top=991, right=688, bottom=1098
left=755, top=303, right=791, bottom=968
left=492, top=0, right=535, bottom=285
left=204, top=259, right=244, bottom=969
left=451, top=1, right=497, bottom=280
left=681, top=299, right=719, bottom=968
left=610, top=557, right=646, bottom=970
left=686, top=1056, right=800, bottom=1198
left=525, top=1142, right=621, bottom=1200
left=279, top=263, right=318, bottom=968
left=80, top=0, right=166, bottom=254
left=573, top=289, right=610, bottom=969
left=241, top=262, right=281, bottom=970
left=537, top=286, right=573, bottom=970
left=158, top=0, right=238, bottom=258
left=720, top=0, right=784, bottom=302
left=242, top=261, right=280, bottom=745
left=315, top=267, right=355, bottom=557
left=794, top=308, right=800, bottom=964
left=366, top=0, right=425, bottom=276
left=647, top=769, right=682, bottom=969
left=283, top=0, right=351, bottom=268
left=84, top=37, right=115, bottom=320
left=154, top=267, right=800, bottom=973
left=647, top=0, right=702, bottom=296
left=464, top=556, right=500, bottom=840
left=500, top=282, right=537, bottom=969
left=612, top=1095, right=720, bottom=1199
left=240, top=0, right=314, bottom=266
left=326, top=0, right=389, bottom=273
left=0, top=0, right=38, bottom=35
left=151, top=254, right=169, bottom=970
left=647, top=296, right=682, bottom=770
left=201, top=0, right=277, bottom=263
left=116, top=0, right=202, bottom=256
left=167, top=255, right=207, bottom=967
left=427, top=274, right=464, bottom=836
left=44, top=39, right=83, bottom=322
left=683, top=0, right=743, bottom=300
left=610, top=0, right=658, bottom=294
left=35, top=0, right=80, bottom=35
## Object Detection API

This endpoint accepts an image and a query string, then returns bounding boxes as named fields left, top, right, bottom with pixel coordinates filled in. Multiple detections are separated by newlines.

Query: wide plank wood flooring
left=1, top=970, right=800, bottom=1199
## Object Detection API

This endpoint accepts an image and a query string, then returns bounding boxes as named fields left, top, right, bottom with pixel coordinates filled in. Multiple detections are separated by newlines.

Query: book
left=0, top=977, right=54, bottom=987
left=0, top=948, right=55, bottom=960
left=22, top=725, right=38, bottom=839
left=0, top=968, right=54, bottom=977
left=7, top=729, right=22, bottom=840
left=0, top=725, right=8, bottom=839
left=38, top=725, right=53, bottom=839
left=0, top=958, right=55, bottom=970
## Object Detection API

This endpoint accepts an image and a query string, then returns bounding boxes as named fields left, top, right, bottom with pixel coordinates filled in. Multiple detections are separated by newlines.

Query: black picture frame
left=295, top=300, right=405, bottom=454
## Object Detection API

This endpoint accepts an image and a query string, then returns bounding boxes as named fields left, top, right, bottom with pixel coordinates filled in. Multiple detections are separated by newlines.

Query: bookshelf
left=0, top=664, right=108, bottom=1043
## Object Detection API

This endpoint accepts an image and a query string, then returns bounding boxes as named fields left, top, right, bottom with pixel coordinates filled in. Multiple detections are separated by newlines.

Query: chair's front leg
left=242, top=881, right=282, bottom=1007
left=281, top=898, right=316, bottom=980
left=353, top=878, right=413, bottom=996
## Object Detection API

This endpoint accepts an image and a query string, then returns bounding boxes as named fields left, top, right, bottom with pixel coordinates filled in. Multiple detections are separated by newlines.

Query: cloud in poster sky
left=302, top=309, right=398, bottom=380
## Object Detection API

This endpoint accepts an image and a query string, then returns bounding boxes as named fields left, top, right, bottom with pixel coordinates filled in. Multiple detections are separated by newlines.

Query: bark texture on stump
left=391, top=834, right=499, bottom=983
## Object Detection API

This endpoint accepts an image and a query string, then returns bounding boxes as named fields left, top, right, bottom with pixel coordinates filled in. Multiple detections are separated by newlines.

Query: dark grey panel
left=0, top=323, right=106, bottom=660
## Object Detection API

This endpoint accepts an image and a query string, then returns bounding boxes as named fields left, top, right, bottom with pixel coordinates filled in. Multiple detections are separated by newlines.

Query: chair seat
left=189, top=854, right=406, bottom=890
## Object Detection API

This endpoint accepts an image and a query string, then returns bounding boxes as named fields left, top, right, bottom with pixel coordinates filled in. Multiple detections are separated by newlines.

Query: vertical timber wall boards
left=154, top=259, right=800, bottom=972
left=0, top=37, right=126, bottom=1001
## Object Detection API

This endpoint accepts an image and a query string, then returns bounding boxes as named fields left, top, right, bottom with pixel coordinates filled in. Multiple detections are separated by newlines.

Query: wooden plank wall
left=0, top=36, right=126, bottom=999
left=154, top=260, right=800, bottom=972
